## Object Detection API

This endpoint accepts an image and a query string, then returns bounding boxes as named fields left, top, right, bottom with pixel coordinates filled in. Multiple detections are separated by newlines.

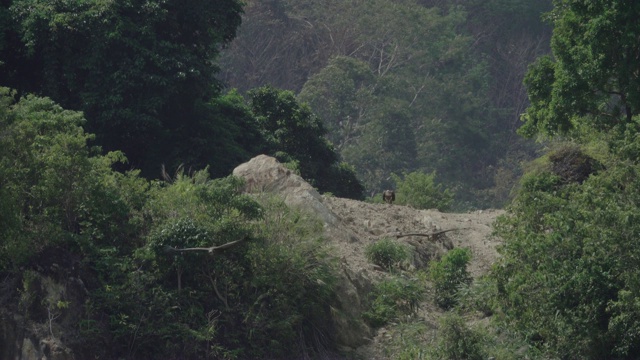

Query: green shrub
left=380, top=311, right=542, bottom=360
left=429, top=248, right=472, bottom=309
left=383, top=321, right=431, bottom=360
left=365, top=238, right=410, bottom=270
left=429, top=313, right=486, bottom=360
left=363, top=276, right=424, bottom=327
left=391, top=171, right=454, bottom=211
left=88, top=178, right=340, bottom=359
left=243, top=195, right=337, bottom=357
left=457, top=275, right=499, bottom=316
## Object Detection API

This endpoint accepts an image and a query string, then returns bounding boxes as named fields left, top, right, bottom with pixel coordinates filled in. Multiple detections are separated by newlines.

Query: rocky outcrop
left=233, top=155, right=373, bottom=350
left=0, top=273, right=79, bottom=360
left=233, top=154, right=339, bottom=226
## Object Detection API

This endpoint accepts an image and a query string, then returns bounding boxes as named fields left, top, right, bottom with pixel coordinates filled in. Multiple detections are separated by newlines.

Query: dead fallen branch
left=385, top=228, right=469, bottom=240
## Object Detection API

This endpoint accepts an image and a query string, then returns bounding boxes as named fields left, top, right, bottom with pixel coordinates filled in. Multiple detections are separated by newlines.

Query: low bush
left=391, top=171, right=454, bottom=211
left=363, top=276, right=424, bottom=327
left=429, top=313, right=486, bottom=360
left=365, top=238, right=410, bottom=270
left=429, top=248, right=472, bottom=309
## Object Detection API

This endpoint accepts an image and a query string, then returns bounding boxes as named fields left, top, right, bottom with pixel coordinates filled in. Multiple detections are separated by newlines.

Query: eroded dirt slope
left=320, top=196, right=504, bottom=359
left=322, top=196, right=503, bottom=278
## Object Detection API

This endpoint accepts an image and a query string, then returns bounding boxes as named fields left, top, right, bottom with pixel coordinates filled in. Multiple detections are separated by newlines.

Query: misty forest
left=2, top=0, right=640, bottom=359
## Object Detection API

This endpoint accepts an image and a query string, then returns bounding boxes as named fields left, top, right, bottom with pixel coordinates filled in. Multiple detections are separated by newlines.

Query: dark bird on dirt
left=164, top=238, right=245, bottom=254
left=383, top=190, right=395, bottom=204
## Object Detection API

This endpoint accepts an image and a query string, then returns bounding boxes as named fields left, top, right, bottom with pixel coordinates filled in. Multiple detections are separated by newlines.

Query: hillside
left=322, top=197, right=503, bottom=358
left=234, top=155, right=504, bottom=358
left=1, top=155, right=503, bottom=359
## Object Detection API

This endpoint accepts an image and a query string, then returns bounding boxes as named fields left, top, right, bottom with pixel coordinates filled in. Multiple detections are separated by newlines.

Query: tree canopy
left=2, top=0, right=243, bottom=175
left=224, top=0, right=553, bottom=207
left=489, top=2, right=640, bottom=358
left=520, top=0, right=640, bottom=137
left=249, top=86, right=364, bottom=199
left=0, top=88, right=340, bottom=358
left=0, top=0, right=364, bottom=197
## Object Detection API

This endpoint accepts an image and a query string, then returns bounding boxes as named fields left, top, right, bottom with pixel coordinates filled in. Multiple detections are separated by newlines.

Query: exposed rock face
left=233, top=155, right=373, bottom=349
left=0, top=275, right=78, bottom=360
left=233, top=155, right=340, bottom=226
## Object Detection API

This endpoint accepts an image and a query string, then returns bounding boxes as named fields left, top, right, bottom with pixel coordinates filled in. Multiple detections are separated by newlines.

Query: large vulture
left=383, top=190, right=395, bottom=204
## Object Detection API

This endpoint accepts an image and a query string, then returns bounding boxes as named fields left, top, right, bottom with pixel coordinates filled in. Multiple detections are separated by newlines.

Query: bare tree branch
left=164, top=238, right=247, bottom=254
left=385, top=228, right=469, bottom=240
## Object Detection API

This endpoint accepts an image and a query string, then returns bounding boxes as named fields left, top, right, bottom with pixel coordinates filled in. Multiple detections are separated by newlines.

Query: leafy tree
left=89, top=173, right=339, bottom=359
left=292, top=1, right=506, bottom=204
left=0, top=88, right=146, bottom=270
left=300, top=56, right=419, bottom=193
left=490, top=2, right=640, bottom=358
left=520, top=0, right=640, bottom=137
left=249, top=85, right=337, bottom=170
left=168, top=91, right=266, bottom=178
left=147, top=217, right=211, bottom=291
left=0, top=88, right=343, bottom=359
left=4, top=0, right=243, bottom=175
left=0, top=88, right=19, bottom=264
left=99, top=173, right=264, bottom=358
left=218, top=0, right=554, bottom=208
left=218, top=0, right=328, bottom=92
left=391, top=171, right=454, bottom=211
left=322, top=161, right=366, bottom=199
left=343, top=96, right=419, bottom=194
left=492, top=157, right=640, bottom=359
left=249, top=85, right=364, bottom=199
left=299, top=56, right=376, bottom=151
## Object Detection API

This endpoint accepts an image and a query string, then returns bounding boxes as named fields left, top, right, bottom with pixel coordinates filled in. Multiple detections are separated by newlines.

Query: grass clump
left=363, top=275, right=424, bottom=328
left=429, top=248, right=472, bottom=310
left=428, top=313, right=486, bottom=360
left=365, top=238, right=410, bottom=270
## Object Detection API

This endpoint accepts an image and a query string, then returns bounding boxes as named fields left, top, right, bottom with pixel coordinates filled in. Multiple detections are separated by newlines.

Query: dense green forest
left=0, top=0, right=363, bottom=199
left=2, top=0, right=640, bottom=359
left=219, top=0, right=553, bottom=207
left=1, top=0, right=554, bottom=209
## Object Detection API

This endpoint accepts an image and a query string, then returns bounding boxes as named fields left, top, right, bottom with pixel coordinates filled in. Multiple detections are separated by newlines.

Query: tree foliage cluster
left=493, top=148, right=640, bottom=359
left=390, top=171, right=454, bottom=211
left=7, top=0, right=640, bottom=358
left=0, top=0, right=364, bottom=199
left=0, top=89, right=340, bottom=359
left=486, top=1, right=640, bottom=359
left=220, top=0, right=553, bottom=207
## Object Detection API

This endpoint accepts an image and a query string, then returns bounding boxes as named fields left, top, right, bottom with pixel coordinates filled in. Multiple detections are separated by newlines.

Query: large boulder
left=233, top=154, right=339, bottom=225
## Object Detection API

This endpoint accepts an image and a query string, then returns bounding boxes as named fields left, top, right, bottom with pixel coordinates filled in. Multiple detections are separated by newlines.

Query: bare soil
left=321, top=196, right=504, bottom=359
